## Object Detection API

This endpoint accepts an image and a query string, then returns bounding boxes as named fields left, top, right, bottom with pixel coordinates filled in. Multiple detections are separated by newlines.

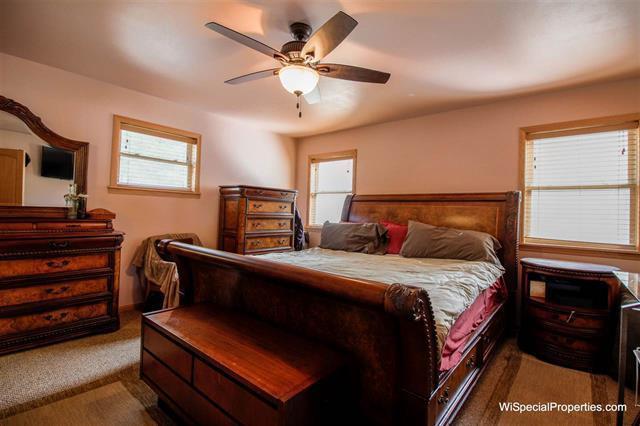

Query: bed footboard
left=157, top=241, right=439, bottom=425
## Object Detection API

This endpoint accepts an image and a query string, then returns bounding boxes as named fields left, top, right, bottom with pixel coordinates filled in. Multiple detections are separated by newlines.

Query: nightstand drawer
left=527, top=303, right=607, bottom=332
left=530, top=327, right=599, bottom=353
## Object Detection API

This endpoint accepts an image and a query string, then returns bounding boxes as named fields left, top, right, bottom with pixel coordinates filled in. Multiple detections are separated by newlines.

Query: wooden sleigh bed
left=154, top=191, right=521, bottom=425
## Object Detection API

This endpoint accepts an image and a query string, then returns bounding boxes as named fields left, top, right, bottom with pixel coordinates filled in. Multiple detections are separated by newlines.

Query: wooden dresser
left=0, top=212, right=123, bottom=355
left=519, top=258, right=620, bottom=372
left=218, top=185, right=297, bottom=254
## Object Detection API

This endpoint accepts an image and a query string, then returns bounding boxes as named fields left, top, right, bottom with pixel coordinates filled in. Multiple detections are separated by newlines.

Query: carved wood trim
left=0, top=95, right=89, bottom=194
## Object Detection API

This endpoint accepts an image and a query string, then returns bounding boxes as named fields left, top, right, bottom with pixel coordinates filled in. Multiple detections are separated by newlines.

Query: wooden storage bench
left=141, top=304, right=349, bottom=425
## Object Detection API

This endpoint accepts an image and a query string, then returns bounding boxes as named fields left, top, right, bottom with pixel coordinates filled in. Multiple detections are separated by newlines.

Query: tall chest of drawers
left=218, top=185, right=298, bottom=254
left=0, top=215, right=123, bottom=355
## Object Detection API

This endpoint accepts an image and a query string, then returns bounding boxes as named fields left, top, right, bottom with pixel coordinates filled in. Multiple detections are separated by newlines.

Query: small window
left=308, top=150, right=357, bottom=226
left=110, top=115, right=201, bottom=196
left=521, top=114, right=639, bottom=253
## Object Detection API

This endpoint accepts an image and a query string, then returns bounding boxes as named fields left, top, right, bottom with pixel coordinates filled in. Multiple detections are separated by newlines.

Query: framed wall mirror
left=0, top=96, right=88, bottom=211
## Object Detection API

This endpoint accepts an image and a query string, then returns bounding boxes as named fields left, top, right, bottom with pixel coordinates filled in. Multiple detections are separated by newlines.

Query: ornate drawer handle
left=437, top=386, right=450, bottom=404
left=566, top=311, right=576, bottom=324
left=278, top=222, right=287, bottom=227
left=466, top=355, right=476, bottom=369
left=254, top=222, right=262, bottom=228
left=65, top=224, right=81, bottom=228
left=46, top=260, right=70, bottom=268
left=277, top=239, right=287, bottom=245
left=280, top=192, right=288, bottom=196
left=252, top=203, right=263, bottom=209
left=251, top=240, right=263, bottom=247
left=256, top=190, right=264, bottom=195
left=45, top=286, right=70, bottom=295
left=278, top=205, right=288, bottom=210
left=49, top=241, right=70, bottom=249
left=44, top=312, right=68, bottom=321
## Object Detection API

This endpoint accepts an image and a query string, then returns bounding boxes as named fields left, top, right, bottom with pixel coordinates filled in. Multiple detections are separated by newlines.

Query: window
left=110, top=115, right=201, bottom=196
left=308, top=150, right=356, bottom=226
left=521, top=114, right=639, bottom=253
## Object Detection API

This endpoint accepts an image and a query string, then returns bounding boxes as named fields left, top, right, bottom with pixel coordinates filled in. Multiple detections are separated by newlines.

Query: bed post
left=502, top=191, right=521, bottom=331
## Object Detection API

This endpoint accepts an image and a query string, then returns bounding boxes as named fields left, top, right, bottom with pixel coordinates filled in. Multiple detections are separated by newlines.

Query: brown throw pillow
left=319, top=222, right=388, bottom=255
left=400, top=221, right=501, bottom=265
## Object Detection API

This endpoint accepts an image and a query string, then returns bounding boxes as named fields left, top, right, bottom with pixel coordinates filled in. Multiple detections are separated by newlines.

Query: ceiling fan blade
left=300, top=11, right=357, bottom=62
left=224, top=68, right=280, bottom=85
left=317, top=64, right=390, bottom=84
left=205, top=22, right=286, bottom=61
left=304, top=85, right=322, bottom=105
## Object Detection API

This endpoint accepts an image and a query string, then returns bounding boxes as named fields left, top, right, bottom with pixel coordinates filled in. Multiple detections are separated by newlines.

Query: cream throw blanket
left=132, top=233, right=202, bottom=308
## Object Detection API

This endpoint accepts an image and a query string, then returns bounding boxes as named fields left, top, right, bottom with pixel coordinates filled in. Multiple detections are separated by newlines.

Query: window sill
left=108, top=185, right=201, bottom=198
left=520, top=242, right=640, bottom=260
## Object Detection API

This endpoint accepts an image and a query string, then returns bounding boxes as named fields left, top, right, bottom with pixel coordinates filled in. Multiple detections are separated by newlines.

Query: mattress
left=258, top=248, right=505, bottom=356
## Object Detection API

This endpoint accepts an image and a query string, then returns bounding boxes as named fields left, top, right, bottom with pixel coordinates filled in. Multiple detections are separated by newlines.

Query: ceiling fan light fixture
left=278, top=65, right=319, bottom=95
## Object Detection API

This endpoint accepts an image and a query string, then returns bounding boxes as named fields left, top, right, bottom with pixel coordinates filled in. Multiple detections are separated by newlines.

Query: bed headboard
left=341, top=191, right=521, bottom=298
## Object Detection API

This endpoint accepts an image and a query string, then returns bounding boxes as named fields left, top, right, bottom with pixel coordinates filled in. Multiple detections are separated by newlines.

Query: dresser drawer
left=527, top=303, right=607, bottom=332
left=246, top=218, right=293, bottom=233
left=194, top=358, right=278, bottom=426
left=0, top=301, right=109, bottom=337
left=0, top=253, right=110, bottom=279
left=0, top=278, right=109, bottom=307
left=36, top=222, right=109, bottom=231
left=247, top=200, right=293, bottom=214
left=244, top=188, right=295, bottom=201
left=0, top=236, right=119, bottom=254
left=246, top=235, right=292, bottom=252
left=143, top=325, right=192, bottom=381
left=142, top=351, right=236, bottom=426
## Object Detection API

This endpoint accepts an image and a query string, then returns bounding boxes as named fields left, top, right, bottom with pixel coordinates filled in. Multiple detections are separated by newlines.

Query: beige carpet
left=0, top=311, right=638, bottom=425
left=455, top=340, right=640, bottom=425
left=0, top=382, right=155, bottom=426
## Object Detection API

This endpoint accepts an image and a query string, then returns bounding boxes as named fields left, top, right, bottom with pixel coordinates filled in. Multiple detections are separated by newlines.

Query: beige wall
left=0, top=53, right=296, bottom=307
left=296, top=77, right=640, bottom=272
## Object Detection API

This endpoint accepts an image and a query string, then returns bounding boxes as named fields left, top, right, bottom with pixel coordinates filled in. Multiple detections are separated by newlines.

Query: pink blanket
left=439, top=277, right=507, bottom=371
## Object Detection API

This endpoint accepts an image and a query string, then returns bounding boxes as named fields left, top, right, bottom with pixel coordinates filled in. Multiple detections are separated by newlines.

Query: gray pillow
left=400, top=220, right=501, bottom=265
left=319, top=222, right=388, bottom=255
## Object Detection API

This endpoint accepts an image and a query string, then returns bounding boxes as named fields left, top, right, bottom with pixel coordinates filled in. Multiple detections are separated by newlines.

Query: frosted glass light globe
left=278, top=65, right=319, bottom=95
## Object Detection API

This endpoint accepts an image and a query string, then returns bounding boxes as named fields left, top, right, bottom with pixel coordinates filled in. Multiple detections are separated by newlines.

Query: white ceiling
left=1, top=1, right=639, bottom=137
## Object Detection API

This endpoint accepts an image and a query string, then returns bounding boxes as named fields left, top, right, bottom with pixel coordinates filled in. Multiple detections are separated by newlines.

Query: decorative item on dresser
left=519, top=257, right=621, bottom=372
left=0, top=208, right=123, bottom=354
left=218, top=185, right=297, bottom=254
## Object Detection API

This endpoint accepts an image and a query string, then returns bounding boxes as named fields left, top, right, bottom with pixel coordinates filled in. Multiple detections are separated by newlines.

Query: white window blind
left=115, top=122, right=199, bottom=192
left=523, top=121, right=639, bottom=250
left=309, top=154, right=355, bottom=226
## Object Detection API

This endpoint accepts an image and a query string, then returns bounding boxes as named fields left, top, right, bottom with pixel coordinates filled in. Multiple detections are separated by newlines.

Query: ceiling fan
left=205, top=11, right=390, bottom=116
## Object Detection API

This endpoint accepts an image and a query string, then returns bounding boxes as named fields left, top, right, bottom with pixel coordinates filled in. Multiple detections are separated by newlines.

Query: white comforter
left=259, top=248, right=504, bottom=352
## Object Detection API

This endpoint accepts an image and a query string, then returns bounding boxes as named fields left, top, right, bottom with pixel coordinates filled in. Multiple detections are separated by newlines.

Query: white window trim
left=109, top=115, right=201, bottom=197
left=307, top=150, right=357, bottom=228
left=519, top=113, right=640, bottom=258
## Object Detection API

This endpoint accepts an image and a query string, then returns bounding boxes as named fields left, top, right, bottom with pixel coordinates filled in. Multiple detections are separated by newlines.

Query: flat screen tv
left=41, top=146, right=74, bottom=180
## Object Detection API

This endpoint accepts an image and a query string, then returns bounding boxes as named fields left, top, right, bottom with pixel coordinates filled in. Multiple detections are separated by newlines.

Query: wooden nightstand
left=519, top=257, right=621, bottom=372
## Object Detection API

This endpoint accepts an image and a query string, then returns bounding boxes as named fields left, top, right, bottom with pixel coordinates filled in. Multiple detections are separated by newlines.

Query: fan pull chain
left=295, top=91, right=302, bottom=118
